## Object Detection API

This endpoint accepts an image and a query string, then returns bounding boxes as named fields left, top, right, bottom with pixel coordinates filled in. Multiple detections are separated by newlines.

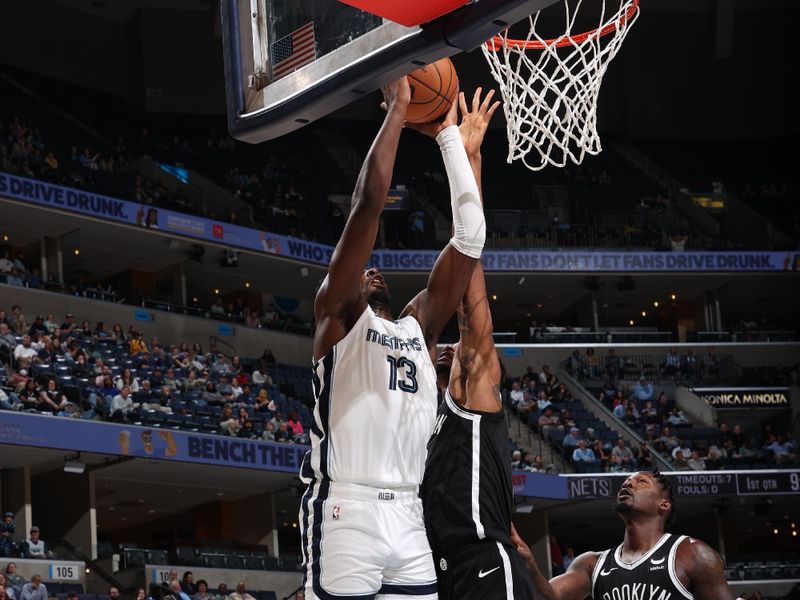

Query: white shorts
left=299, top=480, right=438, bottom=600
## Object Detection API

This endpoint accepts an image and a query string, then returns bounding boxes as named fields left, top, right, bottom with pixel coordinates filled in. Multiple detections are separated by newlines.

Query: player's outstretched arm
left=452, top=89, right=502, bottom=412
left=402, top=90, right=498, bottom=355
left=511, top=524, right=596, bottom=600
left=314, top=79, right=410, bottom=360
left=678, top=538, right=735, bottom=600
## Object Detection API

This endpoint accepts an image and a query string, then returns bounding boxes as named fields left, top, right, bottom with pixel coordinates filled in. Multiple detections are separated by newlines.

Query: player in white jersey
left=299, top=78, right=495, bottom=599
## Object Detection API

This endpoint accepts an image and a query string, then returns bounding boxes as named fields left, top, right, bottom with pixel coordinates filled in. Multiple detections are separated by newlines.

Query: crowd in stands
left=0, top=517, right=52, bottom=561
left=0, top=568, right=298, bottom=600
left=0, top=248, right=311, bottom=337
left=506, top=350, right=799, bottom=474
left=0, top=303, right=313, bottom=443
left=2, top=68, right=756, bottom=253
left=505, top=364, right=644, bottom=474
left=575, top=348, right=800, bottom=470
left=567, top=346, right=736, bottom=384
left=140, top=569, right=293, bottom=600
left=639, top=139, right=798, bottom=242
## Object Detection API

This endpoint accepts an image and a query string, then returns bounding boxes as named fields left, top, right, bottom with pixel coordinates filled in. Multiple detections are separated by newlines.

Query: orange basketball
left=405, top=57, right=459, bottom=124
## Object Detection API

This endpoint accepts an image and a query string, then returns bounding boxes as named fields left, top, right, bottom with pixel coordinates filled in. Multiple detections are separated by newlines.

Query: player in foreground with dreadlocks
left=511, top=470, right=734, bottom=600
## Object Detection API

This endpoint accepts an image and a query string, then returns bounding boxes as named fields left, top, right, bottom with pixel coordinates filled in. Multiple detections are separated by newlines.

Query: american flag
left=271, top=22, right=317, bottom=80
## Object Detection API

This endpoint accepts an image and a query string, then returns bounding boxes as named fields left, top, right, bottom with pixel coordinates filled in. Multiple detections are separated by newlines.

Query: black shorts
left=435, top=541, right=535, bottom=600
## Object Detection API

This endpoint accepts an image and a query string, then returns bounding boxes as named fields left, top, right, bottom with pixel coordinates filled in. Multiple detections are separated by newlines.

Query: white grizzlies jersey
left=301, top=306, right=438, bottom=488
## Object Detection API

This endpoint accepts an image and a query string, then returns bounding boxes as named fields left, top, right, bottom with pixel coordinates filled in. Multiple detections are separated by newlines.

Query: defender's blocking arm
left=451, top=89, right=502, bottom=412
left=402, top=92, right=495, bottom=354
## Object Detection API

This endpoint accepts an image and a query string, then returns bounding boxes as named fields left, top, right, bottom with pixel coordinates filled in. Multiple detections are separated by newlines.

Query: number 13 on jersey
left=387, top=356, right=418, bottom=393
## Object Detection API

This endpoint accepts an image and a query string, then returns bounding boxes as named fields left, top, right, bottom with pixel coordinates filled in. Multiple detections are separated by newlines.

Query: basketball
left=405, top=57, right=459, bottom=124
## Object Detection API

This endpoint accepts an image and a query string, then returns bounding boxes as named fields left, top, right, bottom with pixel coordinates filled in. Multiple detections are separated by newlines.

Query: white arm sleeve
left=436, top=125, right=485, bottom=259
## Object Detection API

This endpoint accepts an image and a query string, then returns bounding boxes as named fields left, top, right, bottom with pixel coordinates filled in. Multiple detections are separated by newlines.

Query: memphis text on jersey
left=365, top=328, right=423, bottom=352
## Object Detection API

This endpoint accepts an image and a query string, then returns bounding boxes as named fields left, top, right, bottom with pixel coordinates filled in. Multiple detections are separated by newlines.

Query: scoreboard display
left=566, top=470, right=800, bottom=500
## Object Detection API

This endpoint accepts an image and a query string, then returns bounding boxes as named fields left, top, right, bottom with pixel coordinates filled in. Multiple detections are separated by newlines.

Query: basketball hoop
left=482, top=0, right=640, bottom=171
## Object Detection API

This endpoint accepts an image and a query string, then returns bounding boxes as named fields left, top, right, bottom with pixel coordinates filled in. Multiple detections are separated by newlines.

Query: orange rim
left=486, top=0, right=639, bottom=51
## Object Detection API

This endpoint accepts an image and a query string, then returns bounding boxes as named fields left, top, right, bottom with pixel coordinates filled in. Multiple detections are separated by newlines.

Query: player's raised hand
left=459, top=88, right=501, bottom=158
left=380, top=77, right=411, bottom=113
left=405, top=89, right=459, bottom=139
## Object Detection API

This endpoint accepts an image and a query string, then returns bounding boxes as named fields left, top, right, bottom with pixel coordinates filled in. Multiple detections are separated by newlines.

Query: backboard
left=220, top=0, right=562, bottom=143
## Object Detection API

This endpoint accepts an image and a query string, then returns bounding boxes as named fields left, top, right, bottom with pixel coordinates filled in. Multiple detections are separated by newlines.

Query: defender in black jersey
left=419, top=88, right=534, bottom=600
left=511, top=470, right=733, bottom=600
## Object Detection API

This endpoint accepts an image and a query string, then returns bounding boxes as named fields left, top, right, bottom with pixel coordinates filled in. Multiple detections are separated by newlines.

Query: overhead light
left=2, top=234, right=8, bottom=242
left=793, top=531, right=797, bottom=537
left=85, top=568, right=91, bottom=574
left=536, top=303, right=543, bottom=309
left=213, top=288, right=220, bottom=295
left=773, top=528, right=779, bottom=535
left=653, top=301, right=659, bottom=308
left=491, top=294, right=498, bottom=300
left=641, top=311, right=647, bottom=317
left=245, top=282, right=251, bottom=288
left=629, top=320, right=634, bottom=326
left=74, top=249, right=81, bottom=256
left=64, top=460, right=86, bottom=474
left=671, top=293, right=677, bottom=300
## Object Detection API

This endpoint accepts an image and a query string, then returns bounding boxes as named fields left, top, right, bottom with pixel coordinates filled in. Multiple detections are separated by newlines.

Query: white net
left=481, top=0, right=639, bottom=171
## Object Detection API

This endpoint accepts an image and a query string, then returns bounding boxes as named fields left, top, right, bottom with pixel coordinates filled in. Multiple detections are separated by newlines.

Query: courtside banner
left=0, top=411, right=308, bottom=473
left=692, top=387, right=790, bottom=409
left=2, top=172, right=797, bottom=273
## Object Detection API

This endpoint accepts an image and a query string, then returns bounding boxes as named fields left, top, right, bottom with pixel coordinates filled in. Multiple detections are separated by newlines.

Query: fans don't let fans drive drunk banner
left=2, top=172, right=798, bottom=273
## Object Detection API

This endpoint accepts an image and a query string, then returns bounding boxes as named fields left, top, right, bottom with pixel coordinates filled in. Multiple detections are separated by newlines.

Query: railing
left=139, top=298, right=313, bottom=336
left=531, top=330, right=674, bottom=344
left=564, top=352, right=741, bottom=385
left=692, top=330, right=798, bottom=343
left=54, top=538, right=131, bottom=593
left=210, top=335, right=237, bottom=357
left=488, top=222, right=642, bottom=250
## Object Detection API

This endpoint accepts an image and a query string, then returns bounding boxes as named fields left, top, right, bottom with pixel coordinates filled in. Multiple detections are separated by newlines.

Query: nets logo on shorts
left=332, top=506, right=341, bottom=520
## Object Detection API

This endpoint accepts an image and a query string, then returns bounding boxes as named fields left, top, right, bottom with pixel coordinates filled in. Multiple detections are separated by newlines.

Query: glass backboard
left=220, top=0, right=562, bottom=143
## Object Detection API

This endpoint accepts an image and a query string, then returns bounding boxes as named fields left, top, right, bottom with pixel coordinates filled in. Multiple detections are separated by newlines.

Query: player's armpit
left=677, top=538, right=734, bottom=600
left=401, top=245, right=478, bottom=353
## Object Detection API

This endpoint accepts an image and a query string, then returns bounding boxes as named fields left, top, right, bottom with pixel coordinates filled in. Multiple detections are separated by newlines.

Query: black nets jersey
left=420, top=390, right=513, bottom=562
left=592, top=534, right=694, bottom=600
